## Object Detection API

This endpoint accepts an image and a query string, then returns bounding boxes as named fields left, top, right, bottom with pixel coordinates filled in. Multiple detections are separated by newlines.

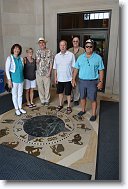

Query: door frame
left=58, top=29, right=109, bottom=90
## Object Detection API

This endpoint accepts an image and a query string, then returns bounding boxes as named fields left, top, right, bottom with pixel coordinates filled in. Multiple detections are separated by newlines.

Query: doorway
left=57, top=11, right=111, bottom=90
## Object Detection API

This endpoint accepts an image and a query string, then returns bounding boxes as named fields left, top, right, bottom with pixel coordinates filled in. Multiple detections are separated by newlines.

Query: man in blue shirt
left=72, top=39, right=104, bottom=121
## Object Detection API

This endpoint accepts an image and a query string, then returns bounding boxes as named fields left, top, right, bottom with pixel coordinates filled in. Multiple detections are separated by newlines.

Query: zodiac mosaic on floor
left=0, top=104, right=97, bottom=177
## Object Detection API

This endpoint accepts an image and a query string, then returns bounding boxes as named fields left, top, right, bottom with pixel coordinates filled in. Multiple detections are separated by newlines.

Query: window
left=59, top=11, right=110, bottom=29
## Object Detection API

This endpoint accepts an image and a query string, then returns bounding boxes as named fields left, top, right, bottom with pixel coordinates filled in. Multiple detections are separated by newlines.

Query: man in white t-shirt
left=53, top=40, right=75, bottom=114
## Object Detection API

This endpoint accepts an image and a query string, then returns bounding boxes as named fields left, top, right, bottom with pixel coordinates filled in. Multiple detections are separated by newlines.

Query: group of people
left=5, top=36, right=104, bottom=121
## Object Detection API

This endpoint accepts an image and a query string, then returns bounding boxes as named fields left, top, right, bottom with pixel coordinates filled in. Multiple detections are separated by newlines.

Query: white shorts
left=24, top=79, right=36, bottom=89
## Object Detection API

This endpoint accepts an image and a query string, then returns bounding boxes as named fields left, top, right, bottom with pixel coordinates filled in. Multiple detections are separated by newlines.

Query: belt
left=79, top=79, right=98, bottom=81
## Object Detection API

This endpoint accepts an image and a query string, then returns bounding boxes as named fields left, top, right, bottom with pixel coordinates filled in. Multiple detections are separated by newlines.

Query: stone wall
left=0, top=0, right=119, bottom=94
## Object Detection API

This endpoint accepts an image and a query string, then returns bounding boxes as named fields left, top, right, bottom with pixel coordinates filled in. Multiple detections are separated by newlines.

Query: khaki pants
left=36, top=73, right=50, bottom=103
left=72, top=75, right=80, bottom=101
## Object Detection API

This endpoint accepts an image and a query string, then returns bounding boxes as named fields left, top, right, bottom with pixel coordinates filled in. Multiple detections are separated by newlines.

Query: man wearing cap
left=72, top=39, right=104, bottom=121
left=68, top=37, right=85, bottom=106
left=36, top=37, right=54, bottom=106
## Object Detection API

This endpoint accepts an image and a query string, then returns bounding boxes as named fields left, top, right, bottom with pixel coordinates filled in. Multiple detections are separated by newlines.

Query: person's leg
left=43, top=76, right=50, bottom=103
left=65, top=81, right=72, bottom=108
left=30, top=88, right=34, bottom=104
left=73, top=76, right=80, bottom=105
left=87, top=80, right=98, bottom=121
left=36, top=73, right=45, bottom=104
left=30, top=80, right=36, bottom=105
left=56, top=82, right=64, bottom=111
left=90, top=100, right=97, bottom=121
left=65, top=81, right=72, bottom=114
left=67, top=95, right=71, bottom=107
left=59, top=93, right=64, bottom=106
left=17, top=82, right=26, bottom=114
left=24, top=79, right=30, bottom=105
left=26, top=89, right=30, bottom=105
left=80, top=98, right=86, bottom=112
left=91, top=100, right=97, bottom=116
left=78, top=79, right=86, bottom=116
left=12, top=83, right=18, bottom=110
left=18, top=83, right=24, bottom=109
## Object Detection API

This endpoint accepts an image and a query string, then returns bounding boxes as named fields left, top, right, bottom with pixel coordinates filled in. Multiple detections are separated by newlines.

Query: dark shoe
left=74, top=101, right=79, bottom=106
left=90, top=115, right=96, bottom=121
left=41, top=102, right=45, bottom=106
left=77, top=111, right=86, bottom=116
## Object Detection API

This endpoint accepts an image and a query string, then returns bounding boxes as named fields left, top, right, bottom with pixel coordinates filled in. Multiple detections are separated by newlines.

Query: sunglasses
left=73, top=41, right=79, bottom=42
left=85, top=46, right=93, bottom=48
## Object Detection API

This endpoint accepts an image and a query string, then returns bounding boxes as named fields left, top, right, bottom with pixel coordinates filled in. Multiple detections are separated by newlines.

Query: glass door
left=58, top=30, right=109, bottom=91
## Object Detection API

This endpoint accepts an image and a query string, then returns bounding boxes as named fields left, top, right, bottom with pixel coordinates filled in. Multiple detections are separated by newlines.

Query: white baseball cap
left=85, top=39, right=94, bottom=45
left=38, top=37, right=47, bottom=43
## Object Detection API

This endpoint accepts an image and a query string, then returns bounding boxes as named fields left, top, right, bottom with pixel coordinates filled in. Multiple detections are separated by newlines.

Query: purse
left=5, top=83, right=11, bottom=92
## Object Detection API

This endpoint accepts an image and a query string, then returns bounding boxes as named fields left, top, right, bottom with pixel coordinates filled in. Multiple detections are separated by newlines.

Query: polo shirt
left=68, top=47, right=85, bottom=60
left=53, top=51, right=75, bottom=82
left=74, top=52, right=104, bottom=80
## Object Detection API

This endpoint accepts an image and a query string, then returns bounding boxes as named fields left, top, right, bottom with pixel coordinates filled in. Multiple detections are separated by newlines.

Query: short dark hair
left=11, top=44, right=22, bottom=56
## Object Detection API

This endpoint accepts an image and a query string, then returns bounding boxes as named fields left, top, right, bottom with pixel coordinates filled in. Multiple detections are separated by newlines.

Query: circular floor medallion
left=13, top=112, right=74, bottom=146
left=23, top=115, right=67, bottom=137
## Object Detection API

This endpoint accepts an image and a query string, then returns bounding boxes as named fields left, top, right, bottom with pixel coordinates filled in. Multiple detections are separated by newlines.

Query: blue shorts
left=79, top=79, right=98, bottom=101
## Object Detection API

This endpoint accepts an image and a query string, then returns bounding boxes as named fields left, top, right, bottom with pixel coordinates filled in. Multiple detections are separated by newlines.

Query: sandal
left=66, top=107, right=72, bottom=114
left=56, top=105, right=63, bottom=111
left=31, top=103, right=36, bottom=107
left=26, top=104, right=33, bottom=108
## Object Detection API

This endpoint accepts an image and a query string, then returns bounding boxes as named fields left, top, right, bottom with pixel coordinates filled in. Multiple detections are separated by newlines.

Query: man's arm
left=54, top=69, right=58, bottom=84
left=35, top=50, right=41, bottom=64
left=72, top=68, right=78, bottom=87
left=47, top=51, right=54, bottom=77
left=97, top=70, right=104, bottom=90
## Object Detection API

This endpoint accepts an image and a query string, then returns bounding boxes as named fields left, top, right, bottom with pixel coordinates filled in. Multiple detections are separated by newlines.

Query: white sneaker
left=20, top=109, right=26, bottom=114
left=15, top=110, right=21, bottom=116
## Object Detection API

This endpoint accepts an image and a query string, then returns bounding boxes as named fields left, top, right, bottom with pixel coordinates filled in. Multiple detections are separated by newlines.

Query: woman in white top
left=5, top=44, right=26, bottom=116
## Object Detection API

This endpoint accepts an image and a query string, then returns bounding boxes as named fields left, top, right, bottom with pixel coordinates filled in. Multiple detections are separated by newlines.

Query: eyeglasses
left=73, top=41, right=79, bottom=42
left=87, top=59, right=90, bottom=66
left=85, top=46, right=93, bottom=48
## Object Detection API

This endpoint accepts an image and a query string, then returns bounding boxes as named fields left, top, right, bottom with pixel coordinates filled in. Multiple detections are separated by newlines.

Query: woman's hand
left=8, top=80, right=12, bottom=89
